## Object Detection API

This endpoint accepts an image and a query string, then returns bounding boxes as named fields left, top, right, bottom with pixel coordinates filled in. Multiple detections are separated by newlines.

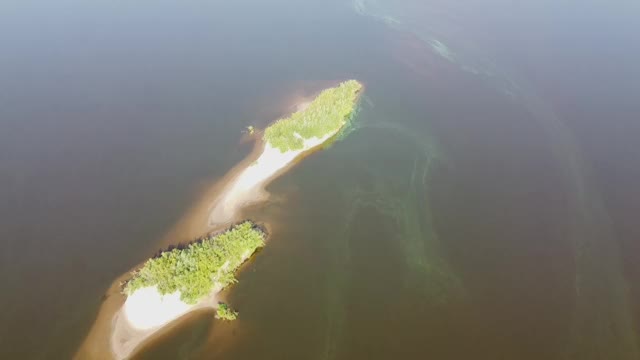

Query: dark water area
left=1, top=0, right=639, bottom=359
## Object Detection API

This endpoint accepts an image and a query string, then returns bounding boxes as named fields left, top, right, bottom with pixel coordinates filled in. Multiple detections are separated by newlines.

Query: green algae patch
left=264, top=80, right=363, bottom=152
left=124, top=222, right=265, bottom=305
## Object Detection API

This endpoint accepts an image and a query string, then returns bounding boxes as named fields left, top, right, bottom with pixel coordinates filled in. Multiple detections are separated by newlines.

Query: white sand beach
left=208, top=131, right=338, bottom=225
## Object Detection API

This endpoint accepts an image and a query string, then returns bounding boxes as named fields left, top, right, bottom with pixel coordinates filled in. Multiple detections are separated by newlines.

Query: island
left=208, top=79, right=363, bottom=225
left=111, top=222, right=265, bottom=358
left=75, top=80, right=363, bottom=360
left=122, top=222, right=265, bottom=328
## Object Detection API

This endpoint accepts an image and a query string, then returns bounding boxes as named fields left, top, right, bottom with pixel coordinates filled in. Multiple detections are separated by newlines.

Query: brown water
left=1, top=0, right=639, bottom=359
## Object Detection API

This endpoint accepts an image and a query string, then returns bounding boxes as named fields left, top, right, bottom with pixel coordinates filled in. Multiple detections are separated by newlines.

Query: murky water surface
left=1, top=0, right=639, bottom=359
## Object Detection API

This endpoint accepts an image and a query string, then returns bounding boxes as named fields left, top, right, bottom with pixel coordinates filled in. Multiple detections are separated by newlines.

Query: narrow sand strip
left=208, top=132, right=336, bottom=225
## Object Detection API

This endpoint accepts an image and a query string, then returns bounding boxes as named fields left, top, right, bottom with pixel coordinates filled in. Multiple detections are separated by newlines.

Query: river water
left=1, top=0, right=639, bottom=359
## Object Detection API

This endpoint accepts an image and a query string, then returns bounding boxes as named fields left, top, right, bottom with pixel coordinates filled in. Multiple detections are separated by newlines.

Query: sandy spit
left=75, top=129, right=343, bottom=360
left=208, top=132, right=336, bottom=226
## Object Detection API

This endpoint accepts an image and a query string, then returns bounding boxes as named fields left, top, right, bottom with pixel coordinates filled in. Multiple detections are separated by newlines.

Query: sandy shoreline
left=110, top=286, right=220, bottom=360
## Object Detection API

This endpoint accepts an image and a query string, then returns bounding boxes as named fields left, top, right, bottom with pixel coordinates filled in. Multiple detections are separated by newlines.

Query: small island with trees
left=264, top=79, right=362, bottom=152
left=124, top=221, right=265, bottom=305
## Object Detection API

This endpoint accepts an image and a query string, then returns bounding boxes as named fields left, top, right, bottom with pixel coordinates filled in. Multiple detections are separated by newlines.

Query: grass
left=215, top=303, right=238, bottom=321
left=263, top=80, right=363, bottom=152
left=124, top=221, right=265, bottom=305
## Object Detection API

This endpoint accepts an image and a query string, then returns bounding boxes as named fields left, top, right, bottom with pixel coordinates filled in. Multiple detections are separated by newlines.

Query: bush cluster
left=215, top=303, right=238, bottom=321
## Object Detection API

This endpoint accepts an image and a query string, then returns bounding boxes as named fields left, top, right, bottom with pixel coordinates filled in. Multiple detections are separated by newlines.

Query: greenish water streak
left=355, top=1, right=639, bottom=357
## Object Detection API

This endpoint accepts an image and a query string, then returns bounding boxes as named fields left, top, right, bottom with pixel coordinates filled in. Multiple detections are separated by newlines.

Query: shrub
left=215, top=303, right=238, bottom=321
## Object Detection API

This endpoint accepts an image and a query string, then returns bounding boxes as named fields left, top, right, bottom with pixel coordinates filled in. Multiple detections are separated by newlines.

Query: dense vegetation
left=124, top=222, right=265, bottom=304
left=215, top=303, right=238, bottom=321
left=263, top=80, right=362, bottom=152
